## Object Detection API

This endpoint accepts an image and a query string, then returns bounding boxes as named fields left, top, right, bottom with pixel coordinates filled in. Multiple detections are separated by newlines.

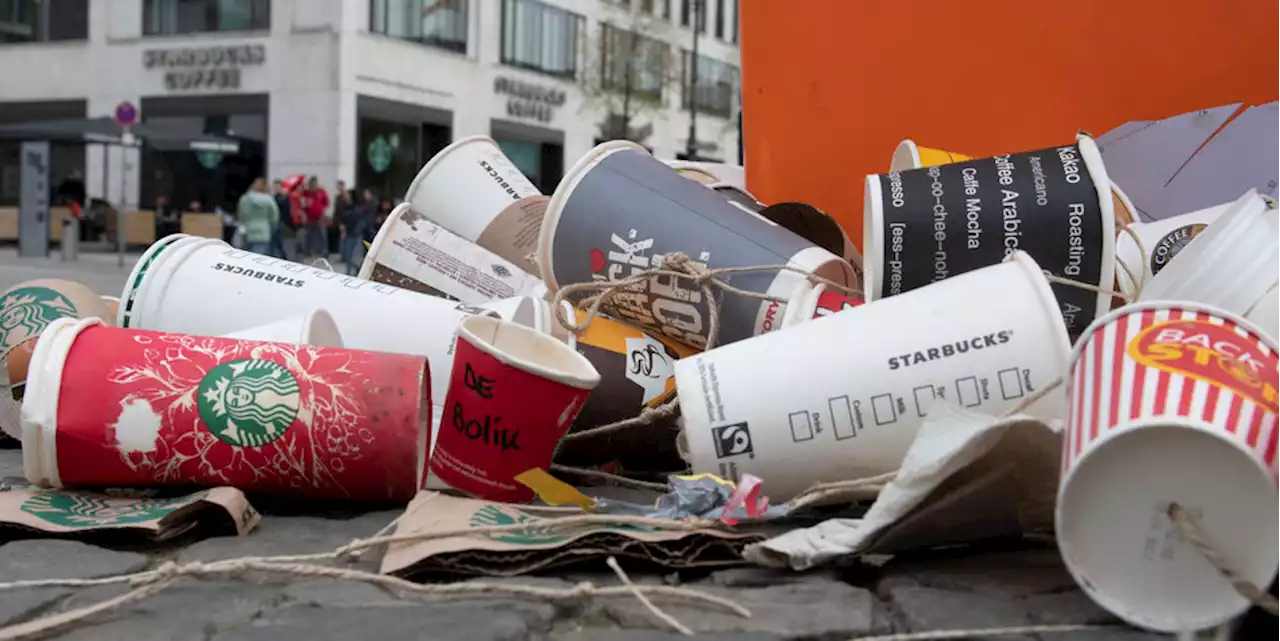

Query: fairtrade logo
left=624, top=335, right=675, bottom=405
left=1150, top=224, right=1207, bottom=275
left=1129, top=319, right=1279, bottom=414
left=198, top=359, right=301, bottom=447
left=468, top=504, right=569, bottom=545
left=20, top=491, right=201, bottom=528
left=0, top=287, right=77, bottom=352
left=712, top=422, right=754, bottom=458
left=491, top=264, right=513, bottom=278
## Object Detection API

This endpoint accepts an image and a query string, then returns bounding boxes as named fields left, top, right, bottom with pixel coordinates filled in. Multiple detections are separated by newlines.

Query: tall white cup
left=403, top=136, right=547, bottom=273
left=674, top=251, right=1071, bottom=500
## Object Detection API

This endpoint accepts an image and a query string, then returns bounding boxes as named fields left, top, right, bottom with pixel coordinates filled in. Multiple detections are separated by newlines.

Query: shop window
left=143, top=0, right=270, bottom=36
left=495, top=138, right=562, bottom=194
left=500, top=0, right=581, bottom=78
left=370, top=0, right=468, bottom=54
left=714, top=0, right=724, bottom=40
left=600, top=23, right=668, bottom=103
left=0, top=0, right=87, bottom=43
left=681, top=52, right=738, bottom=118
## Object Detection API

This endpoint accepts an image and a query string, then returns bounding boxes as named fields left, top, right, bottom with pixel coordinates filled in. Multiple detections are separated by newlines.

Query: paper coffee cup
left=1058, top=302, right=1278, bottom=631
left=865, top=136, right=1117, bottom=335
left=223, top=309, right=344, bottom=347
left=430, top=315, right=599, bottom=502
left=1140, top=190, right=1279, bottom=325
left=674, top=251, right=1071, bottom=500
left=1115, top=201, right=1228, bottom=297
left=117, top=234, right=546, bottom=463
left=757, top=202, right=864, bottom=283
left=0, top=279, right=113, bottom=439
left=664, top=160, right=746, bottom=190
left=540, top=142, right=855, bottom=349
left=359, top=203, right=545, bottom=304
left=550, top=302, right=695, bottom=470
left=778, top=279, right=863, bottom=330
left=22, top=318, right=431, bottom=501
left=890, top=140, right=973, bottom=172
left=1246, top=283, right=1278, bottom=343
left=404, top=136, right=548, bottom=273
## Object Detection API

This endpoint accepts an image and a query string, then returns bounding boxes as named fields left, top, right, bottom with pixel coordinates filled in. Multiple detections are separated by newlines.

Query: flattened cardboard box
left=381, top=492, right=766, bottom=577
left=0, top=486, right=259, bottom=542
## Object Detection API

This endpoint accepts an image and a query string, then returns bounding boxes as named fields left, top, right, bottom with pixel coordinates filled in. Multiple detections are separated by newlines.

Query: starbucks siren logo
left=468, top=504, right=569, bottom=545
left=0, top=286, right=77, bottom=352
left=198, top=358, right=300, bottom=447
left=20, top=491, right=200, bottom=528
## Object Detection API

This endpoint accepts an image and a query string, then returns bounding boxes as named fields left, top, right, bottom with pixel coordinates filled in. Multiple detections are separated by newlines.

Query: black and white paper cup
left=539, top=143, right=855, bottom=349
left=864, top=136, right=1115, bottom=334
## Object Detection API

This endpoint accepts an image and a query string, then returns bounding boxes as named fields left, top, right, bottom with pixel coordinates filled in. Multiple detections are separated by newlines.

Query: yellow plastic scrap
left=514, top=468, right=597, bottom=511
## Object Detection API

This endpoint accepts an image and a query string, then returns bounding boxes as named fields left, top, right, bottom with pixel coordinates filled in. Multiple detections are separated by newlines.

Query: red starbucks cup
left=1058, top=302, right=1278, bottom=631
left=21, top=318, right=430, bottom=502
left=430, top=315, right=600, bottom=502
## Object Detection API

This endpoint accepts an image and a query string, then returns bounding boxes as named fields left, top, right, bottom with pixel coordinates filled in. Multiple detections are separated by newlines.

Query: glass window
left=600, top=23, right=668, bottom=102
left=682, top=52, right=738, bottom=118
left=143, top=0, right=270, bottom=36
left=662, top=0, right=671, bottom=20
left=714, top=0, right=724, bottom=39
left=500, top=0, right=581, bottom=78
left=0, top=0, right=87, bottom=43
left=370, top=0, right=468, bottom=54
left=731, top=0, right=738, bottom=44
left=357, top=118, right=423, bottom=199
left=679, top=0, right=688, bottom=26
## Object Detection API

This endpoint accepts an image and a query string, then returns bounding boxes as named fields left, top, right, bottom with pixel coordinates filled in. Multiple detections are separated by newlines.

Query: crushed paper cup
left=359, top=202, right=546, bottom=303
left=675, top=251, right=1071, bottom=500
left=403, top=135, right=548, bottom=273
left=539, top=141, right=855, bottom=349
left=0, top=486, right=260, bottom=540
left=22, top=318, right=431, bottom=501
left=1115, top=201, right=1228, bottom=298
left=222, top=309, right=344, bottom=347
left=430, top=315, right=599, bottom=502
left=756, top=202, right=864, bottom=281
left=1058, top=301, right=1279, bottom=632
left=1140, top=190, right=1278, bottom=325
left=865, top=136, right=1116, bottom=335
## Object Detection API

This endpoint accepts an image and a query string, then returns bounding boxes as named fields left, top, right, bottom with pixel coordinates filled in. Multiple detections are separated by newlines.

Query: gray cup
left=538, top=142, right=855, bottom=348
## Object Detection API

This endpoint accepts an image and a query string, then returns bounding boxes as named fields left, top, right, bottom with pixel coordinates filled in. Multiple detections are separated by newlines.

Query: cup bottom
left=1058, top=424, right=1278, bottom=632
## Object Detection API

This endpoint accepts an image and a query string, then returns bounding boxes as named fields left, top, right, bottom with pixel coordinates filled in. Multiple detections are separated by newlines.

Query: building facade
left=0, top=0, right=741, bottom=213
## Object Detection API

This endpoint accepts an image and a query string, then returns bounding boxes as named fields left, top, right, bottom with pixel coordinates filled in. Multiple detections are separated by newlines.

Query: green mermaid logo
left=467, top=505, right=569, bottom=545
left=197, top=359, right=300, bottom=447
left=0, top=287, right=77, bottom=352
left=20, top=491, right=202, bottom=528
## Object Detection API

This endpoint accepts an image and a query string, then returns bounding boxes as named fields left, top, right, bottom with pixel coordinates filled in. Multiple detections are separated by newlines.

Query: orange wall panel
left=741, top=0, right=1279, bottom=250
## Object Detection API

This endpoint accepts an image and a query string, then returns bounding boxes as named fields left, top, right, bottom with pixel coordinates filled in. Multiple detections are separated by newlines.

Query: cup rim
left=457, top=314, right=600, bottom=390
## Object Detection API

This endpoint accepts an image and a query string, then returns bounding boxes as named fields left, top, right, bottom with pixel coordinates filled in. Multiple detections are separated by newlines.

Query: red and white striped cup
left=1058, top=301, right=1278, bottom=632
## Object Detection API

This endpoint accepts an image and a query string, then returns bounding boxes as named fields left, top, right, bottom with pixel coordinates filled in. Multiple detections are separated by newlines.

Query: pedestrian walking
left=301, top=176, right=330, bottom=260
left=269, top=179, right=292, bottom=259
left=341, top=188, right=376, bottom=275
left=235, top=177, right=280, bottom=256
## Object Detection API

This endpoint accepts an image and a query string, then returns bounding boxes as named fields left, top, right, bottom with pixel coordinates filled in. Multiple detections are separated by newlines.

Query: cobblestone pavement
left=0, top=453, right=1190, bottom=641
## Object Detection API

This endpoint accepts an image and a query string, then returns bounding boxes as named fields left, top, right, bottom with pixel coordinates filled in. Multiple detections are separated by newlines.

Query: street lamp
left=684, top=0, right=704, bottom=161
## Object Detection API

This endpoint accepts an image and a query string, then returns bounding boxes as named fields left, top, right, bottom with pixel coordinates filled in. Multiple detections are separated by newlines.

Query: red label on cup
left=812, top=291, right=863, bottom=319
left=1128, top=319, right=1279, bottom=414
left=52, top=325, right=429, bottom=501
left=430, top=333, right=591, bottom=502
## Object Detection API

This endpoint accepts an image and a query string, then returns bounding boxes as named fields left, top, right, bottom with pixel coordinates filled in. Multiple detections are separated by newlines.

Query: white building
left=0, top=0, right=742, bottom=214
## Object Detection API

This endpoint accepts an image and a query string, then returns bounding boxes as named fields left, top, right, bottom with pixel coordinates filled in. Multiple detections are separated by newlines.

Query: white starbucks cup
left=403, top=136, right=547, bottom=273
left=674, top=251, right=1070, bottom=500
left=223, top=309, right=344, bottom=347
left=117, top=234, right=548, bottom=470
left=539, top=142, right=855, bottom=349
left=864, top=136, right=1116, bottom=336
left=1058, top=301, right=1278, bottom=632
left=1115, top=202, right=1228, bottom=298
left=359, top=202, right=546, bottom=304
left=1140, top=190, right=1279, bottom=324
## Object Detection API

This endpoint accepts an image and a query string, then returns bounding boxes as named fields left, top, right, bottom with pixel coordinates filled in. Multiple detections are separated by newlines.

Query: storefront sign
left=143, top=44, right=266, bottom=92
left=494, top=77, right=566, bottom=124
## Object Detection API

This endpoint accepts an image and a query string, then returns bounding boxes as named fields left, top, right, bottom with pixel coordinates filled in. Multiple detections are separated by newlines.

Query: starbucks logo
left=468, top=505, right=569, bottom=545
left=197, top=359, right=300, bottom=447
left=0, top=287, right=77, bottom=352
left=20, top=491, right=199, bottom=528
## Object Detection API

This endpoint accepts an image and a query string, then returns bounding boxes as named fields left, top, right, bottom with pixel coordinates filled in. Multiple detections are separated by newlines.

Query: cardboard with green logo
left=380, top=492, right=765, bottom=577
left=0, top=486, right=259, bottom=541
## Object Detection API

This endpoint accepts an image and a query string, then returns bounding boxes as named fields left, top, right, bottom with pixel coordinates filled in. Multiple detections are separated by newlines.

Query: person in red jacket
left=300, top=176, right=330, bottom=259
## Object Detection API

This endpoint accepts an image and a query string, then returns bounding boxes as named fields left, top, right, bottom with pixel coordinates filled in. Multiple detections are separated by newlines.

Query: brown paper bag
left=0, top=486, right=259, bottom=543
left=380, top=492, right=765, bottom=578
